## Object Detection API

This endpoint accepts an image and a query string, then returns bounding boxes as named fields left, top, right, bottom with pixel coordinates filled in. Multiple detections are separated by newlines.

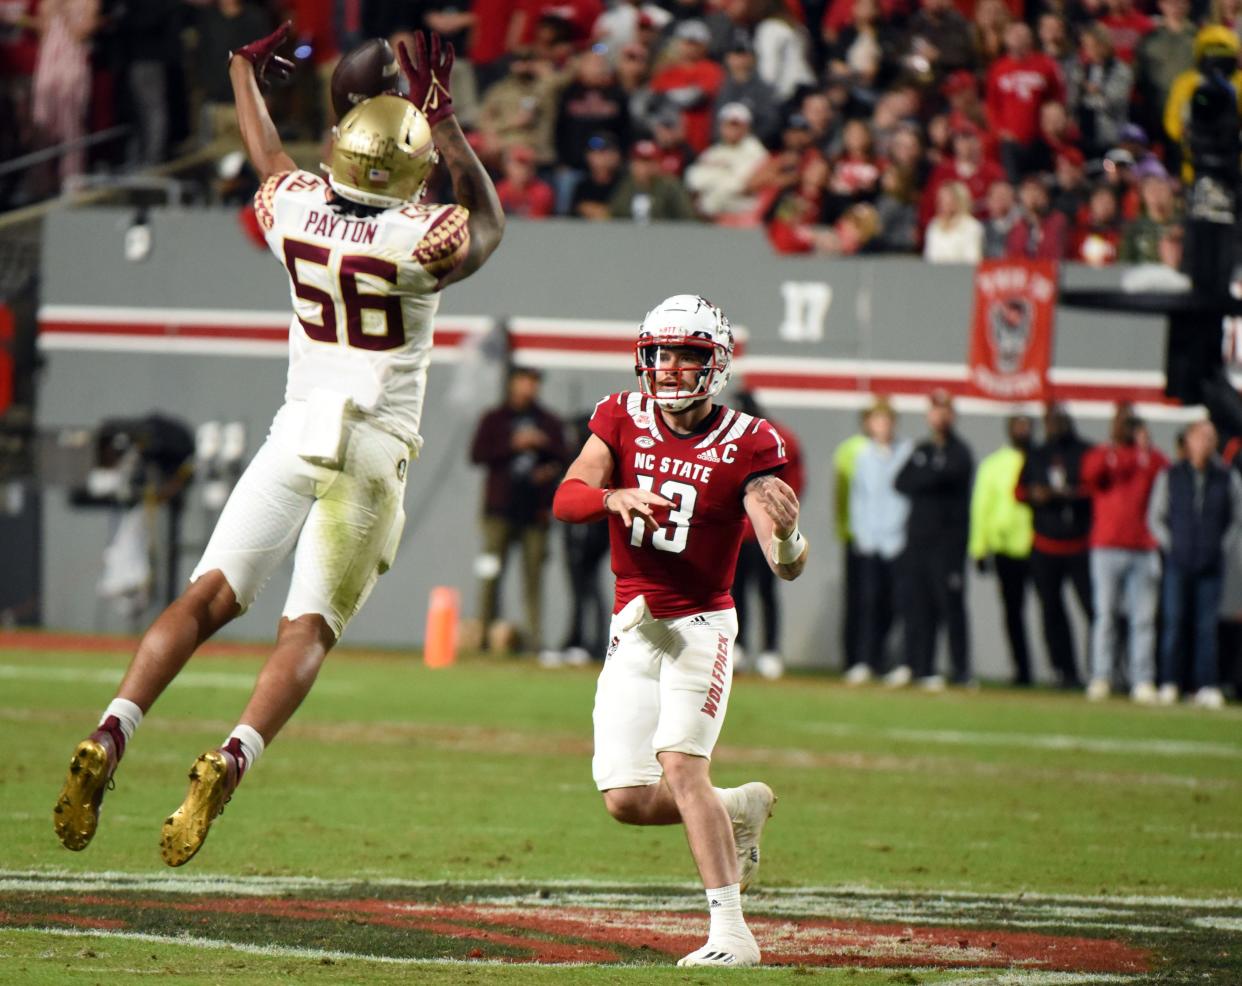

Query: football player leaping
left=552, top=296, right=809, bottom=967
left=52, top=28, right=503, bottom=866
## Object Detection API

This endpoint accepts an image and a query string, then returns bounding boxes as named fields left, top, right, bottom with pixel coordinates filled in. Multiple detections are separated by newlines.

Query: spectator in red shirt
left=1098, top=0, right=1154, bottom=63
left=1067, top=183, right=1122, bottom=264
left=496, top=145, right=556, bottom=218
left=470, top=0, right=520, bottom=89
left=1006, top=173, right=1069, bottom=258
left=986, top=21, right=1066, bottom=180
left=942, top=68, right=989, bottom=137
left=1081, top=407, right=1168, bottom=702
left=765, top=154, right=828, bottom=253
left=650, top=19, right=725, bottom=154
left=919, top=121, right=1006, bottom=228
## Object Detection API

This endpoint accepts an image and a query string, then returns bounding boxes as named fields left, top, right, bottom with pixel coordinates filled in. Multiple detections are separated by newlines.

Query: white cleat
left=1194, top=686, right=1226, bottom=710
left=1157, top=683, right=1180, bottom=706
left=1131, top=681, right=1158, bottom=705
left=755, top=652, right=784, bottom=680
left=916, top=674, right=946, bottom=693
left=882, top=665, right=912, bottom=688
left=1085, top=678, right=1110, bottom=702
left=677, top=932, right=760, bottom=967
left=844, top=663, right=873, bottom=685
left=729, top=781, right=776, bottom=892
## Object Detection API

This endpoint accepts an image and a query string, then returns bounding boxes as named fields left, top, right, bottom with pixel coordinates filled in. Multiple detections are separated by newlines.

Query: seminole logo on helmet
left=634, top=295, right=734, bottom=412
left=326, top=94, right=437, bottom=208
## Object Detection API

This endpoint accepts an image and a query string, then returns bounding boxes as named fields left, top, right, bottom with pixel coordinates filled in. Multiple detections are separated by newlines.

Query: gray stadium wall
left=36, top=209, right=1193, bottom=679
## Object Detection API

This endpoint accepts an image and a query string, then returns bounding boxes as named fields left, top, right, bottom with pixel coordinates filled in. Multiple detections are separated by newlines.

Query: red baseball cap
left=942, top=70, right=977, bottom=97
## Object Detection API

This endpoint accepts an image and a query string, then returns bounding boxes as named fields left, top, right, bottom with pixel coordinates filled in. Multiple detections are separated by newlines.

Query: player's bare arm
left=228, top=23, right=297, bottom=180
left=744, top=474, right=808, bottom=580
left=554, top=434, right=671, bottom=531
left=398, top=33, right=504, bottom=287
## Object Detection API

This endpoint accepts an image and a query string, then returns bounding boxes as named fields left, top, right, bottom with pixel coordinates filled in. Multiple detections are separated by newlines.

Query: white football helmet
left=635, top=295, right=735, bottom=412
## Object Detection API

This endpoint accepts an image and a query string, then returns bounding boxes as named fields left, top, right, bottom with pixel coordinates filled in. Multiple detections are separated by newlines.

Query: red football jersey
left=590, top=393, right=789, bottom=619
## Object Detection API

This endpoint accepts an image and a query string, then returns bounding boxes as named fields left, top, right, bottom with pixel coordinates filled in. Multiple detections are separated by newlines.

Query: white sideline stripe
left=1193, top=916, right=1242, bottom=931
left=37, top=333, right=474, bottom=363
left=800, top=721, right=1242, bottom=760
left=0, top=664, right=351, bottom=694
left=0, top=926, right=594, bottom=969
left=3, top=870, right=1239, bottom=910
left=39, top=305, right=291, bottom=327
left=5, top=928, right=1143, bottom=980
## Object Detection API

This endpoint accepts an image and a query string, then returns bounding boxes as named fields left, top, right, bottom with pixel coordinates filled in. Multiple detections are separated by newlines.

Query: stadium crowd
left=0, top=0, right=1235, bottom=261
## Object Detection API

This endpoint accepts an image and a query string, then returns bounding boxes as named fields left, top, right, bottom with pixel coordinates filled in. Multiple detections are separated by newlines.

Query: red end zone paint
left=23, top=894, right=1150, bottom=972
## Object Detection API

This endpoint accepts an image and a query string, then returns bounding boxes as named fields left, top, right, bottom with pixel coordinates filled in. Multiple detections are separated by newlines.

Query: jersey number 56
left=283, top=239, right=405, bottom=352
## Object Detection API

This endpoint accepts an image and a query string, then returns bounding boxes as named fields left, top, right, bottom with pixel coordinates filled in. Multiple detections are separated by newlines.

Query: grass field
left=1, top=635, right=1240, bottom=984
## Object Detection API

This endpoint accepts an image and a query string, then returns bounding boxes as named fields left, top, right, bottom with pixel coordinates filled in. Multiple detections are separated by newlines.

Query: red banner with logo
left=967, top=259, right=1058, bottom=402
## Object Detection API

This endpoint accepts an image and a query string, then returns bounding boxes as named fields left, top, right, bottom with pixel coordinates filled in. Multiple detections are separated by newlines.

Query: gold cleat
left=53, top=736, right=119, bottom=851
left=159, top=749, right=238, bottom=867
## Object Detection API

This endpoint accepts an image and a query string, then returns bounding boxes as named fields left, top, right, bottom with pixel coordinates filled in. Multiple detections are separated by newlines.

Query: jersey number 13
left=630, top=475, right=697, bottom=554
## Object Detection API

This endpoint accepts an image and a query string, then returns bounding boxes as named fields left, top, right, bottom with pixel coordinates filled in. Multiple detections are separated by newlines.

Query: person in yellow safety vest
left=832, top=405, right=875, bottom=673
left=1163, top=25, right=1242, bottom=183
left=969, top=414, right=1036, bottom=685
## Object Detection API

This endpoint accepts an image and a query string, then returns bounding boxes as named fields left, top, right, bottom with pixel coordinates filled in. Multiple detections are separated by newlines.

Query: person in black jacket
left=1147, top=419, right=1242, bottom=708
left=1015, top=403, right=1093, bottom=687
left=895, top=389, right=974, bottom=688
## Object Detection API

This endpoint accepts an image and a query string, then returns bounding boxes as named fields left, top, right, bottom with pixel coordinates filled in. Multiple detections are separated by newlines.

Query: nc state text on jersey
left=633, top=452, right=722, bottom=483
left=302, top=210, right=379, bottom=244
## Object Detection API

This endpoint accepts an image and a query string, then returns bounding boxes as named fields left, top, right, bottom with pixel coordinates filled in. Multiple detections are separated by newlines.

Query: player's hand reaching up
left=231, top=21, right=295, bottom=88
left=605, top=488, right=672, bottom=532
left=750, top=476, right=800, bottom=538
left=397, top=31, right=455, bottom=125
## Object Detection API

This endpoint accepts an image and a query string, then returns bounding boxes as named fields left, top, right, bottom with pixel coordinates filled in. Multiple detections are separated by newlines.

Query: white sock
left=705, top=884, right=747, bottom=940
left=227, top=724, right=266, bottom=773
left=715, top=786, right=741, bottom=819
left=100, top=699, right=143, bottom=744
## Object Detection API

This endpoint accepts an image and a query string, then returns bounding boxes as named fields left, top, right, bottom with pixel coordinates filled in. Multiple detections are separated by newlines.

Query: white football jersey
left=255, top=169, right=470, bottom=452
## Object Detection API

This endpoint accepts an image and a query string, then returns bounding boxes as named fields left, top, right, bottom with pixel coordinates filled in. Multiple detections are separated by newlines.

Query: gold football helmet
left=326, top=94, right=436, bottom=208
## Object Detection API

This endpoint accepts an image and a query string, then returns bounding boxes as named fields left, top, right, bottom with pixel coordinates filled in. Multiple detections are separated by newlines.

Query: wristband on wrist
left=769, top=527, right=806, bottom=565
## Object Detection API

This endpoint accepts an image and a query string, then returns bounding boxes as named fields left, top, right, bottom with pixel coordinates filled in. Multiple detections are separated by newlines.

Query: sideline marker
left=423, top=586, right=459, bottom=668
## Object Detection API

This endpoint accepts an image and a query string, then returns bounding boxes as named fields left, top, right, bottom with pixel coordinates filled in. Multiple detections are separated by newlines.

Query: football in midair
left=330, top=39, right=399, bottom=120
